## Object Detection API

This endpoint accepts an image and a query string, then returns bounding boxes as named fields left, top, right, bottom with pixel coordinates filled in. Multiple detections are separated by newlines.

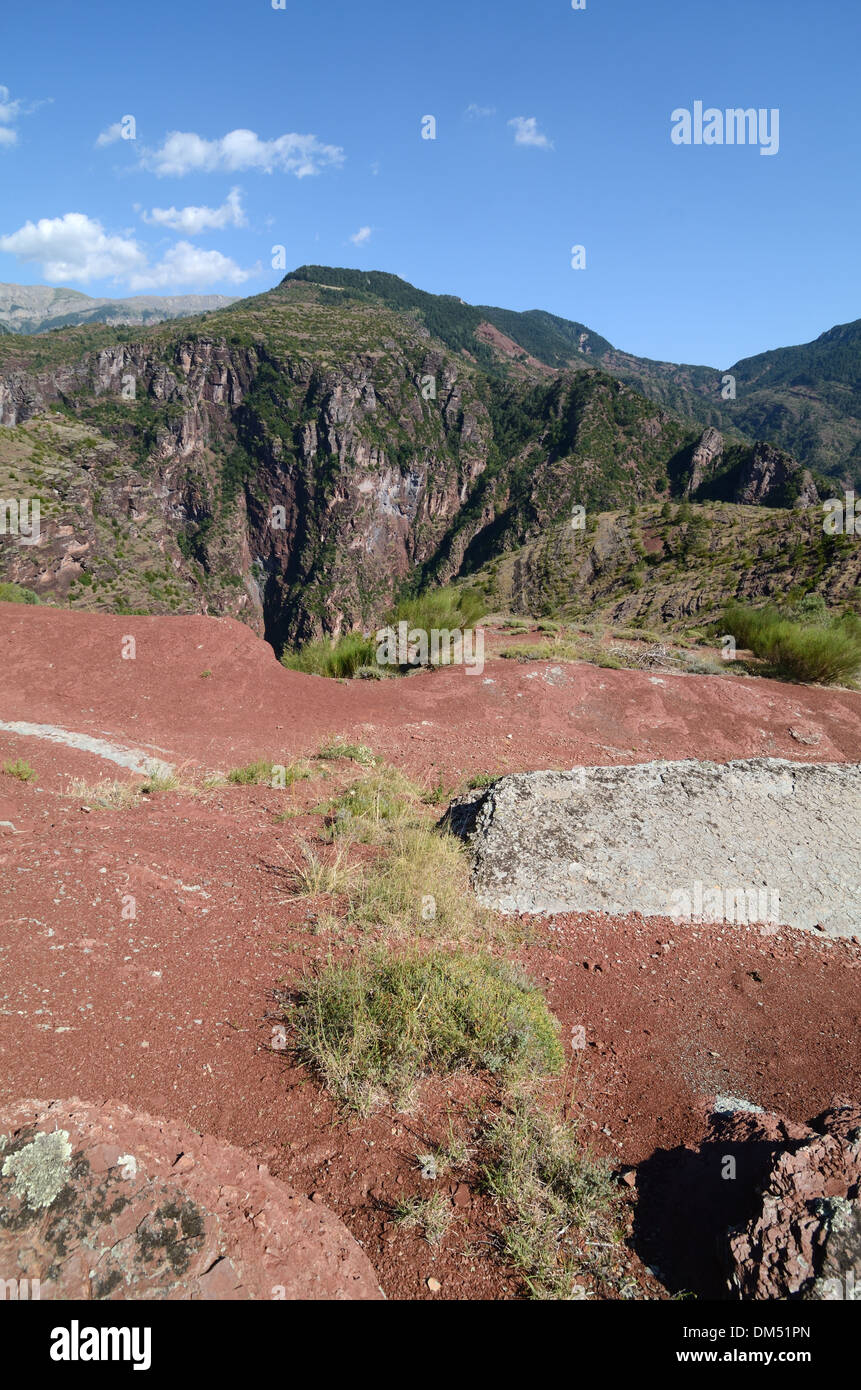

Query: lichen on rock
left=1, top=1129, right=72, bottom=1208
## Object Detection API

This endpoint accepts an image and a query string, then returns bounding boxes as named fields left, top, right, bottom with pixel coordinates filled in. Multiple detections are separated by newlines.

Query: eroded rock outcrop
left=686, top=427, right=725, bottom=495
left=0, top=278, right=822, bottom=647
left=727, top=1103, right=861, bottom=1300
left=446, top=759, right=861, bottom=935
left=0, top=330, right=494, bottom=645
left=0, top=1098, right=383, bottom=1300
left=734, top=441, right=820, bottom=508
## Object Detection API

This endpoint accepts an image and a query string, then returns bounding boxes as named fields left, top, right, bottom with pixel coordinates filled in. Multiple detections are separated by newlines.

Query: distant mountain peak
left=0, top=283, right=239, bottom=337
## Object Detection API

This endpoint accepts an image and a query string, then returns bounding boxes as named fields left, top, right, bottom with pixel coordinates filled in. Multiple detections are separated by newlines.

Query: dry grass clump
left=67, top=777, right=140, bottom=808
left=481, top=1093, right=625, bottom=1299
left=277, top=836, right=363, bottom=899
left=322, top=766, right=422, bottom=843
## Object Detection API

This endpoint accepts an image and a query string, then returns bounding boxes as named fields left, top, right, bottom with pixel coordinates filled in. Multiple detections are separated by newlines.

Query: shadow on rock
left=630, top=1111, right=813, bottom=1299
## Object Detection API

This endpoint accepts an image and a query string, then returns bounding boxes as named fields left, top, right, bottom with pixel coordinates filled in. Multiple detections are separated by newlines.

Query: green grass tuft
left=282, top=631, right=377, bottom=679
left=392, top=1191, right=453, bottom=1246
left=2, top=757, right=36, bottom=782
left=287, top=950, right=564, bottom=1113
left=281, top=586, right=486, bottom=680
left=323, top=767, right=420, bottom=843
left=316, top=736, right=376, bottom=766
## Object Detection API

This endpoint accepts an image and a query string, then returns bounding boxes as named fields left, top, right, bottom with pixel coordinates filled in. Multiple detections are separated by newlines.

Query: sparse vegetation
left=388, top=584, right=486, bottom=636
left=348, top=825, right=503, bottom=943
left=323, top=767, right=420, bottom=842
left=227, top=760, right=278, bottom=786
left=140, top=768, right=179, bottom=794
left=278, top=836, right=362, bottom=899
left=500, top=639, right=579, bottom=663
left=2, top=757, right=36, bottom=782
left=0, top=582, right=41, bottom=604
left=316, top=736, right=376, bottom=766
left=282, top=631, right=377, bottom=680
left=66, top=777, right=140, bottom=808
left=422, top=780, right=453, bottom=806
left=282, top=587, right=486, bottom=679
left=392, top=1191, right=453, bottom=1246
left=286, top=950, right=564, bottom=1113
left=724, top=601, right=861, bottom=686
left=225, top=759, right=315, bottom=787
left=481, top=1093, right=623, bottom=1299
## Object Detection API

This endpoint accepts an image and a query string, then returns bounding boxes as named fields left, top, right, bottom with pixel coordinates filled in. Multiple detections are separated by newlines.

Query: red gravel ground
left=1, top=603, right=860, bottom=1299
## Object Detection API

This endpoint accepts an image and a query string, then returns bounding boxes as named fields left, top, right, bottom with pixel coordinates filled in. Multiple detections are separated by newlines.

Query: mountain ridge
left=0, top=282, right=239, bottom=336
left=0, top=267, right=847, bottom=649
left=284, top=266, right=861, bottom=483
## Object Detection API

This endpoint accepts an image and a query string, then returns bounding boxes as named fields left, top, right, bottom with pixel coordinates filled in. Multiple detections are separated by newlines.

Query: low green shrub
left=287, top=949, right=564, bottom=1112
left=724, top=602, right=861, bottom=685
left=0, top=583, right=41, bottom=604
left=281, top=586, right=486, bottom=680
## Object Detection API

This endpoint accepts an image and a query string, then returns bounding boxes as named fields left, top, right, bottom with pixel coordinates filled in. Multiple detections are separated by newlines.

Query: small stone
left=426, top=1276, right=441, bottom=1292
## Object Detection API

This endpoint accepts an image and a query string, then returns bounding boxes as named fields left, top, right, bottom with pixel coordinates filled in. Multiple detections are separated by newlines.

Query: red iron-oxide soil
left=1, top=604, right=860, bottom=1299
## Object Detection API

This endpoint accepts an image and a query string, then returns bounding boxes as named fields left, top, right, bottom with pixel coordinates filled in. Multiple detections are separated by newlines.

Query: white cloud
left=466, top=103, right=496, bottom=119
left=0, top=84, right=22, bottom=148
left=127, top=241, right=257, bottom=291
left=0, top=213, right=146, bottom=282
left=349, top=225, right=372, bottom=246
left=0, top=212, right=257, bottom=289
left=508, top=116, right=553, bottom=149
left=141, top=128, right=344, bottom=178
left=142, top=187, right=247, bottom=235
left=0, top=85, right=22, bottom=125
left=96, top=121, right=126, bottom=147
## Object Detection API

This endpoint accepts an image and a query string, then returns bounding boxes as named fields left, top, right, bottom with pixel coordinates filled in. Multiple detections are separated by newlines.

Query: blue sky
left=0, top=0, right=858, bottom=366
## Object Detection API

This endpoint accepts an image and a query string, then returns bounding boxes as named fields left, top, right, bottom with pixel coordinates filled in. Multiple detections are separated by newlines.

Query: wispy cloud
left=0, top=84, right=23, bottom=148
left=96, top=121, right=128, bottom=148
left=508, top=116, right=553, bottom=149
left=466, top=103, right=496, bottom=119
left=0, top=212, right=258, bottom=289
left=0, top=86, right=22, bottom=124
left=140, top=128, right=345, bottom=178
left=0, top=84, right=50, bottom=148
left=349, top=225, right=372, bottom=246
left=142, top=187, right=247, bottom=235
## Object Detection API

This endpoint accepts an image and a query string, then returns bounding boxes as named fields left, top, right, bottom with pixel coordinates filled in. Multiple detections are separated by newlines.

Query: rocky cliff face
left=470, top=495, right=861, bottom=633
left=0, top=279, right=824, bottom=650
left=0, top=320, right=499, bottom=645
left=677, top=427, right=819, bottom=509
left=734, top=440, right=820, bottom=508
left=685, top=427, right=725, bottom=496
